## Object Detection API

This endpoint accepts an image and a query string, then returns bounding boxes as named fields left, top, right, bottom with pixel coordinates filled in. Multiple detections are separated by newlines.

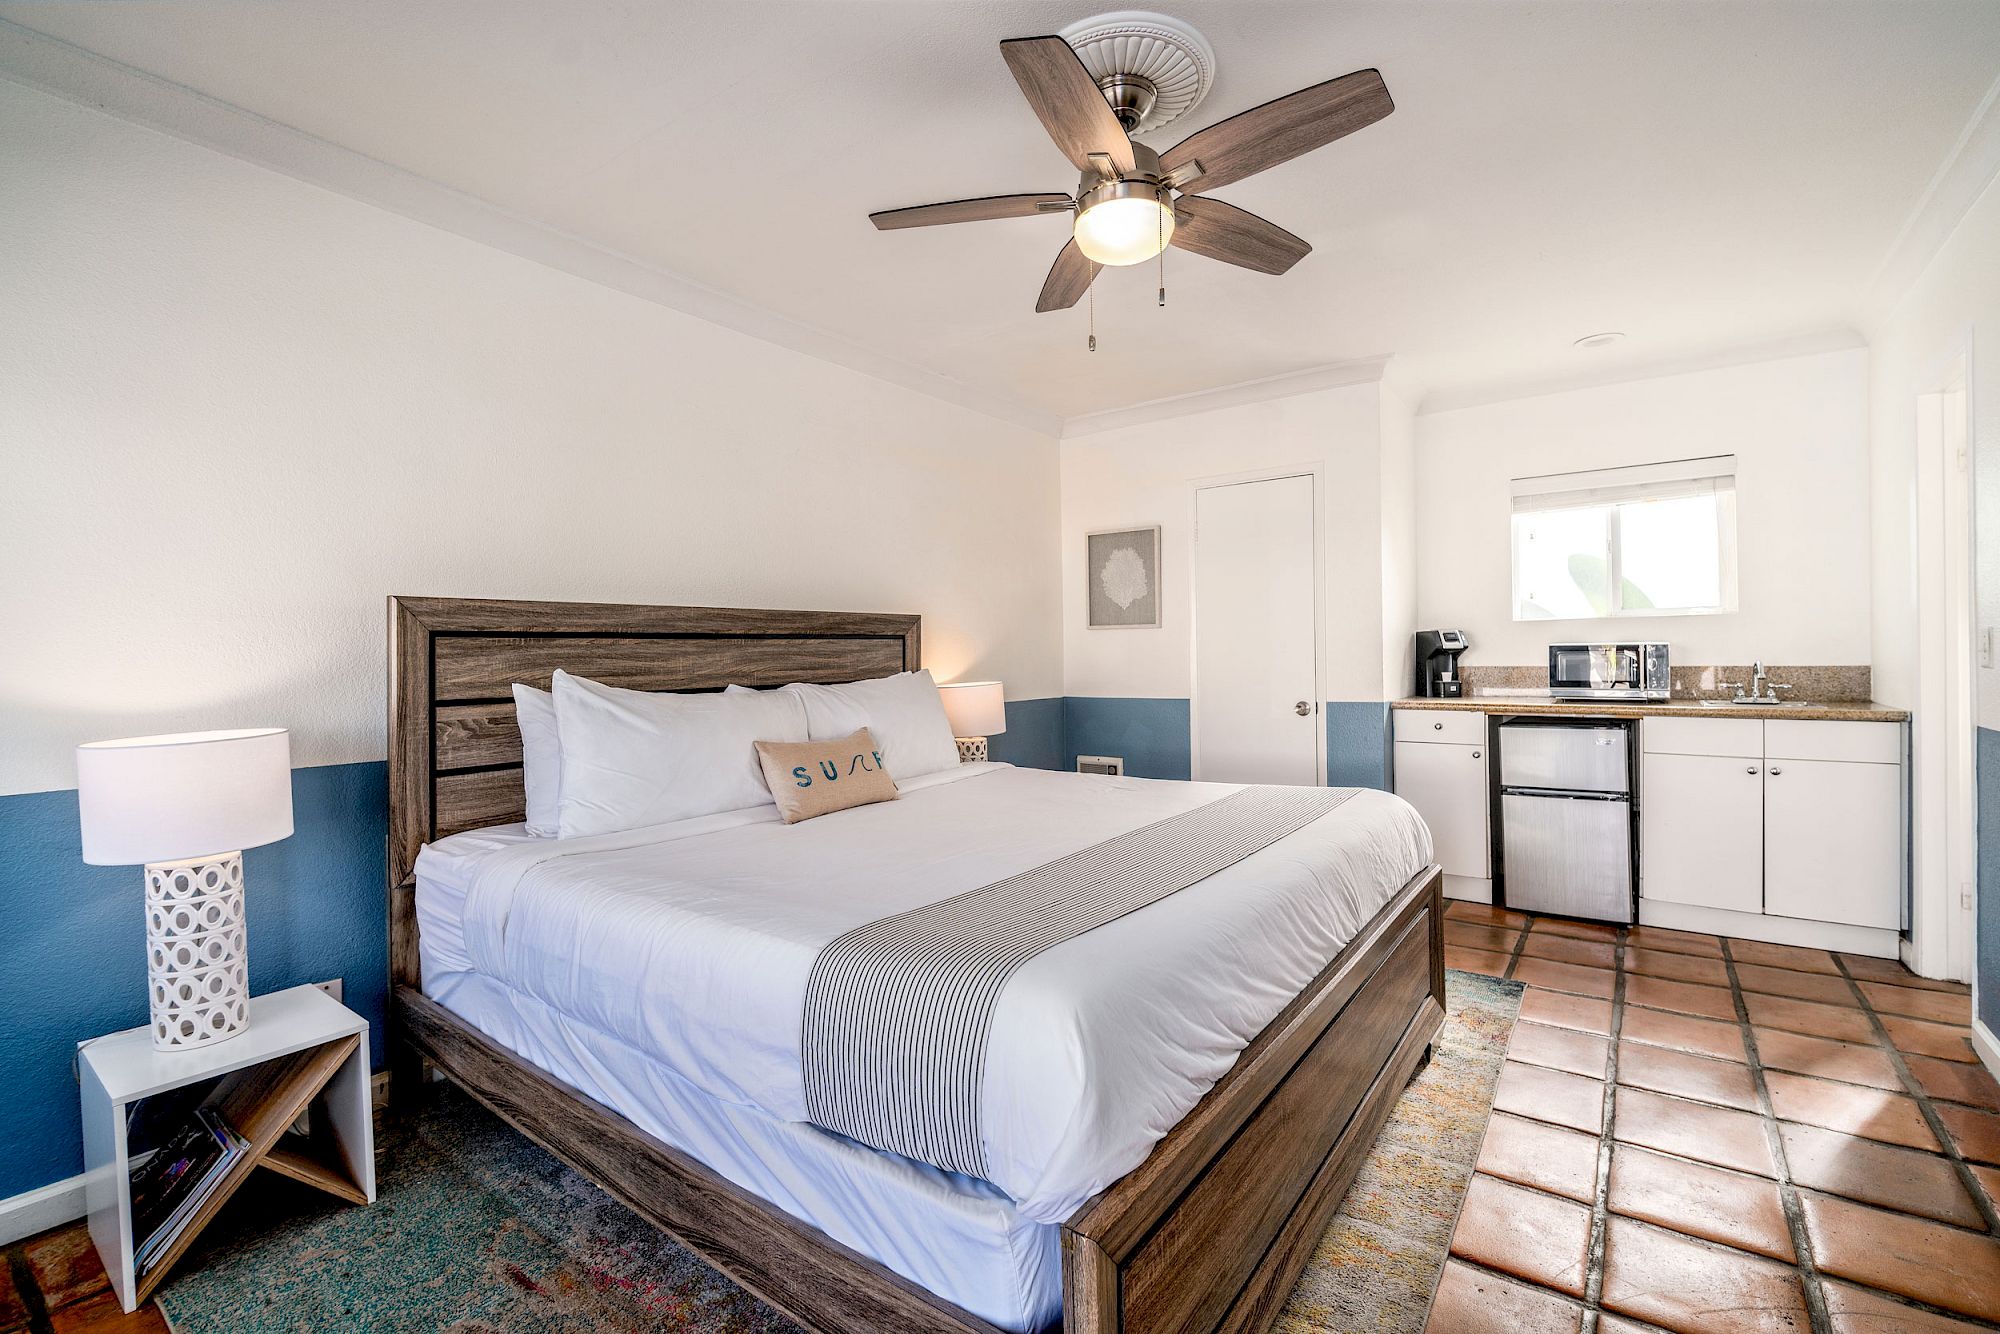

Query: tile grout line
left=1575, top=924, right=1627, bottom=1334
left=1719, top=937, right=1834, bottom=1334
left=1499, top=910, right=1534, bottom=981
left=1830, top=954, right=2000, bottom=1236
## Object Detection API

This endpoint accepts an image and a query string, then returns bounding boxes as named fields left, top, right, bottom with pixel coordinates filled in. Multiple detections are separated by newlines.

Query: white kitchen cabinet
left=1763, top=758, right=1903, bottom=929
left=1639, top=752, right=1766, bottom=913
left=1393, top=737, right=1489, bottom=890
left=1638, top=717, right=1905, bottom=950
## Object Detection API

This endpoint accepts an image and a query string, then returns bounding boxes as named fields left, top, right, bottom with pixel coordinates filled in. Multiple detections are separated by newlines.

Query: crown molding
left=1866, top=67, right=2000, bottom=319
left=0, top=19, right=1065, bottom=439
left=1417, top=328, right=1867, bottom=416
left=1059, top=356, right=1394, bottom=439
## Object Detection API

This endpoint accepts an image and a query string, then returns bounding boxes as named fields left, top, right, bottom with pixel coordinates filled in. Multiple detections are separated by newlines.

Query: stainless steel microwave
left=1548, top=643, right=1671, bottom=700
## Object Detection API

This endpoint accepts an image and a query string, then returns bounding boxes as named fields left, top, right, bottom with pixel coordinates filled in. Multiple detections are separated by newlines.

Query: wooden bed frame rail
left=386, top=595, right=1446, bottom=1334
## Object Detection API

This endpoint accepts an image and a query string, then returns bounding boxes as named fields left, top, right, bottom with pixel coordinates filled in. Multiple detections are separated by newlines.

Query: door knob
left=1294, top=701, right=1312, bottom=716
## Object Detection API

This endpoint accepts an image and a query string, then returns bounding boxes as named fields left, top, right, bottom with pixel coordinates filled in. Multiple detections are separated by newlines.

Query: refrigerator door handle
left=1499, top=787, right=1630, bottom=802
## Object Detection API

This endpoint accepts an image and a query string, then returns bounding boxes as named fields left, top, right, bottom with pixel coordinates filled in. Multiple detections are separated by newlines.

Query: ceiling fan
left=868, top=31, right=1394, bottom=313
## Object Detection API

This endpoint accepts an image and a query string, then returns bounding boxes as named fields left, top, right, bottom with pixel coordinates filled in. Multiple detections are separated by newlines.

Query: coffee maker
left=1415, top=630, right=1469, bottom=698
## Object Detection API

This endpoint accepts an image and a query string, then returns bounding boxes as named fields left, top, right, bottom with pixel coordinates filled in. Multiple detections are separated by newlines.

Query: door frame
left=1911, top=328, right=1977, bottom=982
left=1188, top=463, right=1328, bottom=785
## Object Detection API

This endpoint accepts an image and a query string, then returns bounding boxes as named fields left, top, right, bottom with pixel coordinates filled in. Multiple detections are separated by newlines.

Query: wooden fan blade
left=870, top=194, right=1071, bottom=230
left=1170, top=196, right=1311, bottom=275
left=1036, top=238, right=1102, bottom=312
left=1163, top=69, right=1393, bottom=193
left=1001, top=36, right=1136, bottom=176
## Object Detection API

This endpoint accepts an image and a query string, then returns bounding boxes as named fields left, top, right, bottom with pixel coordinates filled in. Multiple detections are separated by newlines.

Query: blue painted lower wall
left=0, top=761, right=389, bottom=1201
left=1326, top=702, right=1394, bottom=790
left=987, top=698, right=1063, bottom=771
left=1063, top=697, right=1194, bottom=780
left=1977, top=728, right=2000, bottom=1038
left=1061, top=697, right=1395, bottom=791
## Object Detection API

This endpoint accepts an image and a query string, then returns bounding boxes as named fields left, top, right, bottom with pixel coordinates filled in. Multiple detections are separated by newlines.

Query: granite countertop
left=1393, top=695, right=1910, bottom=723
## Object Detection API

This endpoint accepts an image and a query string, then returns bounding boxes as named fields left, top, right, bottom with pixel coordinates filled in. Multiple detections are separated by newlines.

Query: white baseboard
left=0, top=1172, right=87, bottom=1246
left=1974, top=1017, right=2000, bottom=1084
left=1442, top=875, right=1493, bottom=904
left=1636, top=899, right=1901, bottom=958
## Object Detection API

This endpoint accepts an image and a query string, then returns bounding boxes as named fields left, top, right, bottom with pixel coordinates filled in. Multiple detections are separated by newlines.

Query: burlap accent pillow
left=753, top=728, right=899, bottom=824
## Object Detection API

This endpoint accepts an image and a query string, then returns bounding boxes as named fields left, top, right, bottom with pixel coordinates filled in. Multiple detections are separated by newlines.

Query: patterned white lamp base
left=956, top=736, right=989, bottom=763
left=144, top=852, right=250, bottom=1050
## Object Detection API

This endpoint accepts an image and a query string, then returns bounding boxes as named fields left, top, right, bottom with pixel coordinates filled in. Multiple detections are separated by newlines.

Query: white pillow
left=551, top=670, right=809, bottom=838
left=780, top=670, right=961, bottom=783
left=512, top=683, right=562, bottom=837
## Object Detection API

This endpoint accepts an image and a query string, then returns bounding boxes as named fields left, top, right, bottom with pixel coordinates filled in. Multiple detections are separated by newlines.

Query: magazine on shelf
left=132, top=1107, right=247, bottom=1275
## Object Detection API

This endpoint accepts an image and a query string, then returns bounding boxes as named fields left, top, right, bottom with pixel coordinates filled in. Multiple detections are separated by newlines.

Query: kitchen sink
left=1694, top=698, right=1813, bottom=707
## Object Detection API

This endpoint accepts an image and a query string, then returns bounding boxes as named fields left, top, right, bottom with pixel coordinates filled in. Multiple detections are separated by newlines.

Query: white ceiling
left=5, top=1, right=1999, bottom=423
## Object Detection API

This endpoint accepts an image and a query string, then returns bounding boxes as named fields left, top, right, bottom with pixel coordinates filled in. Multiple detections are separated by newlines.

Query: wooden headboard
left=386, top=595, right=922, bottom=895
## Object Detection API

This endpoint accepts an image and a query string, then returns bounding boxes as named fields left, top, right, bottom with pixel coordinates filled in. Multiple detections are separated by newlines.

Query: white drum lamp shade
left=76, top=728, right=293, bottom=1050
left=938, top=681, right=1006, bottom=763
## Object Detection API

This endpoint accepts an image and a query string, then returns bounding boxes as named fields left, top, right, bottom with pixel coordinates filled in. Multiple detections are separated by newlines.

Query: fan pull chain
left=1088, top=286, right=1096, bottom=352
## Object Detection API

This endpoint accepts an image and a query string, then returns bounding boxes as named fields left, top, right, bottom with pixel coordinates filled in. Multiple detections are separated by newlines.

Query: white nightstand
left=79, top=985, right=376, bottom=1311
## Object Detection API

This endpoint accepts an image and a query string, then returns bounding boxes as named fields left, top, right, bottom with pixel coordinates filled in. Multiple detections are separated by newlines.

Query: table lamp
left=77, top=728, right=293, bottom=1050
left=938, top=681, right=1006, bottom=763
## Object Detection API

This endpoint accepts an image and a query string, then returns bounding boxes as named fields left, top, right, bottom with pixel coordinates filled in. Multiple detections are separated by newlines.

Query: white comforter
left=422, top=763, right=1431, bottom=1222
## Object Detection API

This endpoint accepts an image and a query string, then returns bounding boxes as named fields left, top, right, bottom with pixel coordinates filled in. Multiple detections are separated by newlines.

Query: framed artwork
left=1086, top=526, right=1162, bottom=629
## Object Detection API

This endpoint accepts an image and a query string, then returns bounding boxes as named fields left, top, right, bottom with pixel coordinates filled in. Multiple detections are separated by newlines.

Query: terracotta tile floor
left=1437, top=900, right=2000, bottom=1334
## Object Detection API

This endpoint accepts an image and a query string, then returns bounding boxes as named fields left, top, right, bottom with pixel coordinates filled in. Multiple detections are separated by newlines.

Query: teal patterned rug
left=157, top=971, right=1520, bottom=1333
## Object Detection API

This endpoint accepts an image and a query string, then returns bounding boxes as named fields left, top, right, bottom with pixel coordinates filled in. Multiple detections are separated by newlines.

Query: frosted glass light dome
left=1074, top=194, right=1174, bottom=266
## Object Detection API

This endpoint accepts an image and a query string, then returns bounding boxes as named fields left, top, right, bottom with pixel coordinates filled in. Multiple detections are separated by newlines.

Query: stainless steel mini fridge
left=1497, top=718, right=1635, bottom=923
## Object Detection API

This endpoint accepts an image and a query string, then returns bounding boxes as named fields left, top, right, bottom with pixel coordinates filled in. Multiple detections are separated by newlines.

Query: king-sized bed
left=387, top=596, right=1445, bottom=1334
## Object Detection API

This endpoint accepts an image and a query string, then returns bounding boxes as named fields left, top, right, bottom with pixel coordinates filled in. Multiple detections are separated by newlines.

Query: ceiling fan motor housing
left=1058, top=11, right=1217, bottom=138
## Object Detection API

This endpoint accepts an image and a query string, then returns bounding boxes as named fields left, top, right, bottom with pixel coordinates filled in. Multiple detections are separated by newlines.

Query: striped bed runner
left=801, top=784, right=1359, bottom=1178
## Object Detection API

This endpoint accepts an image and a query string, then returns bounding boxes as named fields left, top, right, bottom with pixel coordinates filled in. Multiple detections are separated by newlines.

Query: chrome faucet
left=1720, top=660, right=1792, bottom=704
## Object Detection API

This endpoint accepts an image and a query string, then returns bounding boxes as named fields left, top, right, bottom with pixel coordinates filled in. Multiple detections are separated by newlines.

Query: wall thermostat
left=1077, top=755, right=1124, bottom=776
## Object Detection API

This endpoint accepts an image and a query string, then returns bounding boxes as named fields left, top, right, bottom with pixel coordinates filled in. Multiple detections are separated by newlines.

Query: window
left=1510, top=456, right=1737, bottom=621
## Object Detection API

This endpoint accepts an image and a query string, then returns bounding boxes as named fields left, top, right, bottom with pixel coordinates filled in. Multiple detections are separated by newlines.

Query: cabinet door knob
left=1471, top=750, right=1481, bottom=759
left=1769, top=766, right=1782, bottom=776
left=1295, top=701, right=1311, bottom=716
left=1746, top=766, right=1759, bottom=774
left=1433, top=721, right=1443, bottom=730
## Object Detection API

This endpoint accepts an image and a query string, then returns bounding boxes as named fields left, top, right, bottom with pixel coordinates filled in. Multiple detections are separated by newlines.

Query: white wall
left=1868, top=172, right=2000, bottom=724
left=1864, top=167, right=2000, bottom=991
left=1413, top=348, right=1872, bottom=668
left=1378, top=380, right=1419, bottom=698
left=0, top=80, right=1062, bottom=796
left=1059, top=381, right=1401, bottom=702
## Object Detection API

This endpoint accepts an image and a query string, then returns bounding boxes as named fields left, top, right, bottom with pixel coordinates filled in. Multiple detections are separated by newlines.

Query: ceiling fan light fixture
left=1073, top=181, right=1174, bottom=266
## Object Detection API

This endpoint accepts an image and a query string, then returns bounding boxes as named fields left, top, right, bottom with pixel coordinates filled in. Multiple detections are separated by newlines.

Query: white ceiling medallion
left=1057, top=11, right=1217, bottom=138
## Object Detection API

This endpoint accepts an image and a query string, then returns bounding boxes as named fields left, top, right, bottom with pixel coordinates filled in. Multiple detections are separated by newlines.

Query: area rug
left=156, top=970, right=1520, bottom=1333
left=1273, top=969, right=1523, bottom=1333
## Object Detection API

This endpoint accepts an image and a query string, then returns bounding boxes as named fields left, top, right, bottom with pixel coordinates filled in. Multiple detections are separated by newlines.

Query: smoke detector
left=1057, top=11, right=1217, bottom=138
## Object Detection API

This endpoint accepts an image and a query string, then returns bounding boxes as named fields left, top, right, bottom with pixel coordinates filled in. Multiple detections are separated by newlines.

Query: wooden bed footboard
left=389, top=864, right=1444, bottom=1334
left=1061, top=863, right=1445, bottom=1334
left=386, top=593, right=1447, bottom=1334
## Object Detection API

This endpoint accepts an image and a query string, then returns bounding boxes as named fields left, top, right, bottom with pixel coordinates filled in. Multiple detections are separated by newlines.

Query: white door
left=1764, top=759, right=1903, bottom=929
left=1393, top=741, right=1489, bottom=877
left=1638, top=752, right=1764, bottom=913
left=1194, top=474, right=1320, bottom=784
